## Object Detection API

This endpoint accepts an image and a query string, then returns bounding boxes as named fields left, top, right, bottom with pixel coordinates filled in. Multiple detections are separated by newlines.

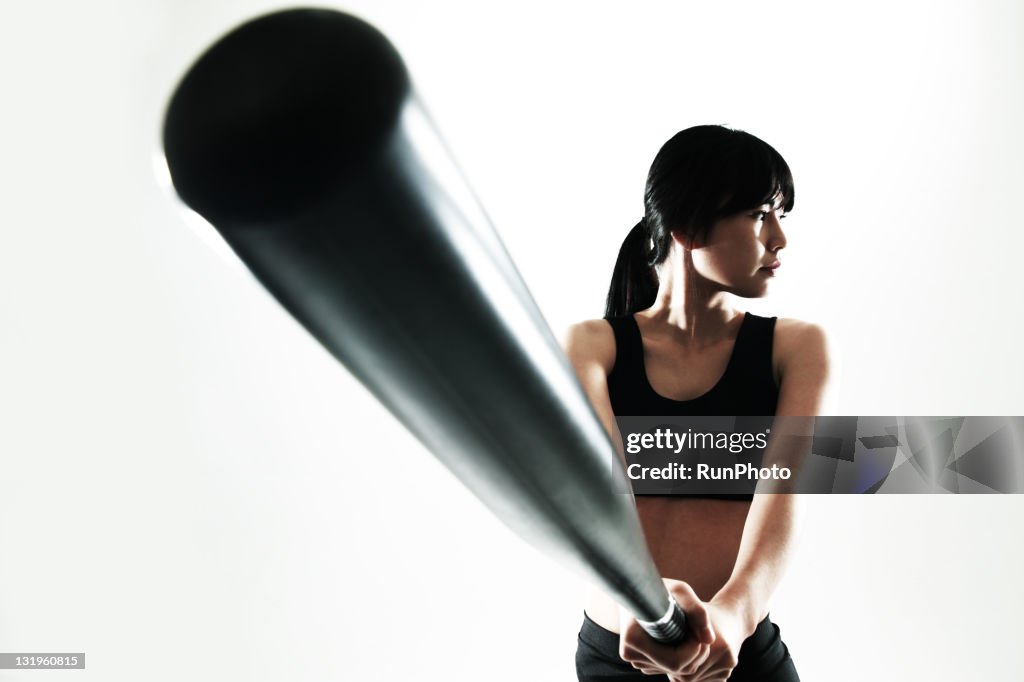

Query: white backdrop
left=2, top=0, right=1023, bottom=680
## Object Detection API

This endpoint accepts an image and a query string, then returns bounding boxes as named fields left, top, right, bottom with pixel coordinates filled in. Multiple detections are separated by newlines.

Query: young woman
left=563, top=125, right=838, bottom=681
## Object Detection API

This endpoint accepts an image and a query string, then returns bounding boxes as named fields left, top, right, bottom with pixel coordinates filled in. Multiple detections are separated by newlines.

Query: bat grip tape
left=636, top=598, right=688, bottom=644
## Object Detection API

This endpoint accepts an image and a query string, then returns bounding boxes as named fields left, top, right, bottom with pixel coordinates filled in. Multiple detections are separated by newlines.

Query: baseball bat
left=161, top=7, right=687, bottom=642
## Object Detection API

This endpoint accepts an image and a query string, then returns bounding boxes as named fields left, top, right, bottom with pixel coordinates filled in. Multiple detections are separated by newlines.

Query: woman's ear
left=671, top=229, right=698, bottom=251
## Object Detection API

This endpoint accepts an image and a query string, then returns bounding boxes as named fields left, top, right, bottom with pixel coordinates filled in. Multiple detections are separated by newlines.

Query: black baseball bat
left=162, top=7, right=687, bottom=642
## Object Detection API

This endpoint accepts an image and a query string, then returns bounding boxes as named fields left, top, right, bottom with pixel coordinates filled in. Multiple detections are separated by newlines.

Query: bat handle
left=637, top=597, right=688, bottom=644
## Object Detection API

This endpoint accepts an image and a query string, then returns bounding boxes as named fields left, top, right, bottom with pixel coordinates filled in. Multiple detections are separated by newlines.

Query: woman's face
left=684, top=199, right=788, bottom=298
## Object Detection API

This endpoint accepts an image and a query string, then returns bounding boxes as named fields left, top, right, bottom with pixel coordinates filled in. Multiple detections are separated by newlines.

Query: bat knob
left=163, top=8, right=411, bottom=226
left=637, top=598, right=688, bottom=644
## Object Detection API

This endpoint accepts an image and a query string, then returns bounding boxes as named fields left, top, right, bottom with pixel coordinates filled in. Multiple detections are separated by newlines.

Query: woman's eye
left=751, top=211, right=768, bottom=221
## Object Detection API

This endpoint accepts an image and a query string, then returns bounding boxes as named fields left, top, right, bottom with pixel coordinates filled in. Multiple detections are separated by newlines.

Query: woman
left=563, top=125, right=838, bottom=681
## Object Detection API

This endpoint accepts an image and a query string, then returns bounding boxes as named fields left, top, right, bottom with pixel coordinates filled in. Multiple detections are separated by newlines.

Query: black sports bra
left=604, top=312, right=780, bottom=500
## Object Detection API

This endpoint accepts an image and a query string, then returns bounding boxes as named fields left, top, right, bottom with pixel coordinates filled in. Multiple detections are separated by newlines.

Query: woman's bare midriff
left=584, top=495, right=751, bottom=633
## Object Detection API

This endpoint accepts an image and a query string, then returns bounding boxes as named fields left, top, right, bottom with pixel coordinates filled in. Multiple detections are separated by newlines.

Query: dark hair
left=604, top=125, right=795, bottom=318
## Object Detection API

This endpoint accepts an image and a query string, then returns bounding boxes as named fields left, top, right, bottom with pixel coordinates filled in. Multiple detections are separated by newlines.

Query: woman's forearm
left=712, top=492, right=802, bottom=635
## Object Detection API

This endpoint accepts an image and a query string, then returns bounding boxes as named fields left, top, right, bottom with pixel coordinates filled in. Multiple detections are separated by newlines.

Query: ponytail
left=604, top=218, right=658, bottom=318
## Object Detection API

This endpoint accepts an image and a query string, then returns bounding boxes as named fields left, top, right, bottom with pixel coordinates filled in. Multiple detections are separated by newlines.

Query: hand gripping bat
left=161, top=7, right=688, bottom=643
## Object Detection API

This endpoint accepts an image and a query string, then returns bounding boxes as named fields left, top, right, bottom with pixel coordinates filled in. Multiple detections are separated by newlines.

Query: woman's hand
left=617, top=579, right=716, bottom=678
left=675, top=597, right=751, bottom=681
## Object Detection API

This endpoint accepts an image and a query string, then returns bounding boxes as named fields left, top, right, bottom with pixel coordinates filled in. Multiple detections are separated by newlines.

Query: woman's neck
left=639, top=249, right=736, bottom=342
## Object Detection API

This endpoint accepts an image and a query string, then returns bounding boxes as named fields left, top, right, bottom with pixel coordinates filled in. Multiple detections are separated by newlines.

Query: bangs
left=643, top=125, right=796, bottom=243
left=712, top=131, right=795, bottom=219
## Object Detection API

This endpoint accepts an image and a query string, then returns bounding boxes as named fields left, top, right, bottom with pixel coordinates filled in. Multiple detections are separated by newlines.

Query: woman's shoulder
left=559, top=318, right=617, bottom=374
left=773, top=317, right=834, bottom=352
left=770, top=316, right=841, bottom=388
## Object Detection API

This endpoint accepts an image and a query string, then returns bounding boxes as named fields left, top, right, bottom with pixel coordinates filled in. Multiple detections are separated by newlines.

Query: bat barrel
left=163, top=8, right=686, bottom=642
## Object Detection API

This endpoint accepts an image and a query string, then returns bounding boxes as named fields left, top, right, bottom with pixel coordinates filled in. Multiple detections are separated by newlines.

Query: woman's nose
left=767, top=211, right=787, bottom=251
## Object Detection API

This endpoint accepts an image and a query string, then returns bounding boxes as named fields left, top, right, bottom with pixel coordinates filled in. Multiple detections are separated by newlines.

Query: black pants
left=575, top=612, right=799, bottom=681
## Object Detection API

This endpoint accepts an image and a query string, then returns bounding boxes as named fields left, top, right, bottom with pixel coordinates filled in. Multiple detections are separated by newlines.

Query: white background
left=2, top=0, right=1023, bottom=680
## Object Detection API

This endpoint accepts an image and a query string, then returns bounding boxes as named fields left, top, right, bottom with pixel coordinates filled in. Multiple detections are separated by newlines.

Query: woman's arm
left=560, top=320, right=626, bottom=467
left=670, top=323, right=839, bottom=682
left=713, top=321, right=840, bottom=632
